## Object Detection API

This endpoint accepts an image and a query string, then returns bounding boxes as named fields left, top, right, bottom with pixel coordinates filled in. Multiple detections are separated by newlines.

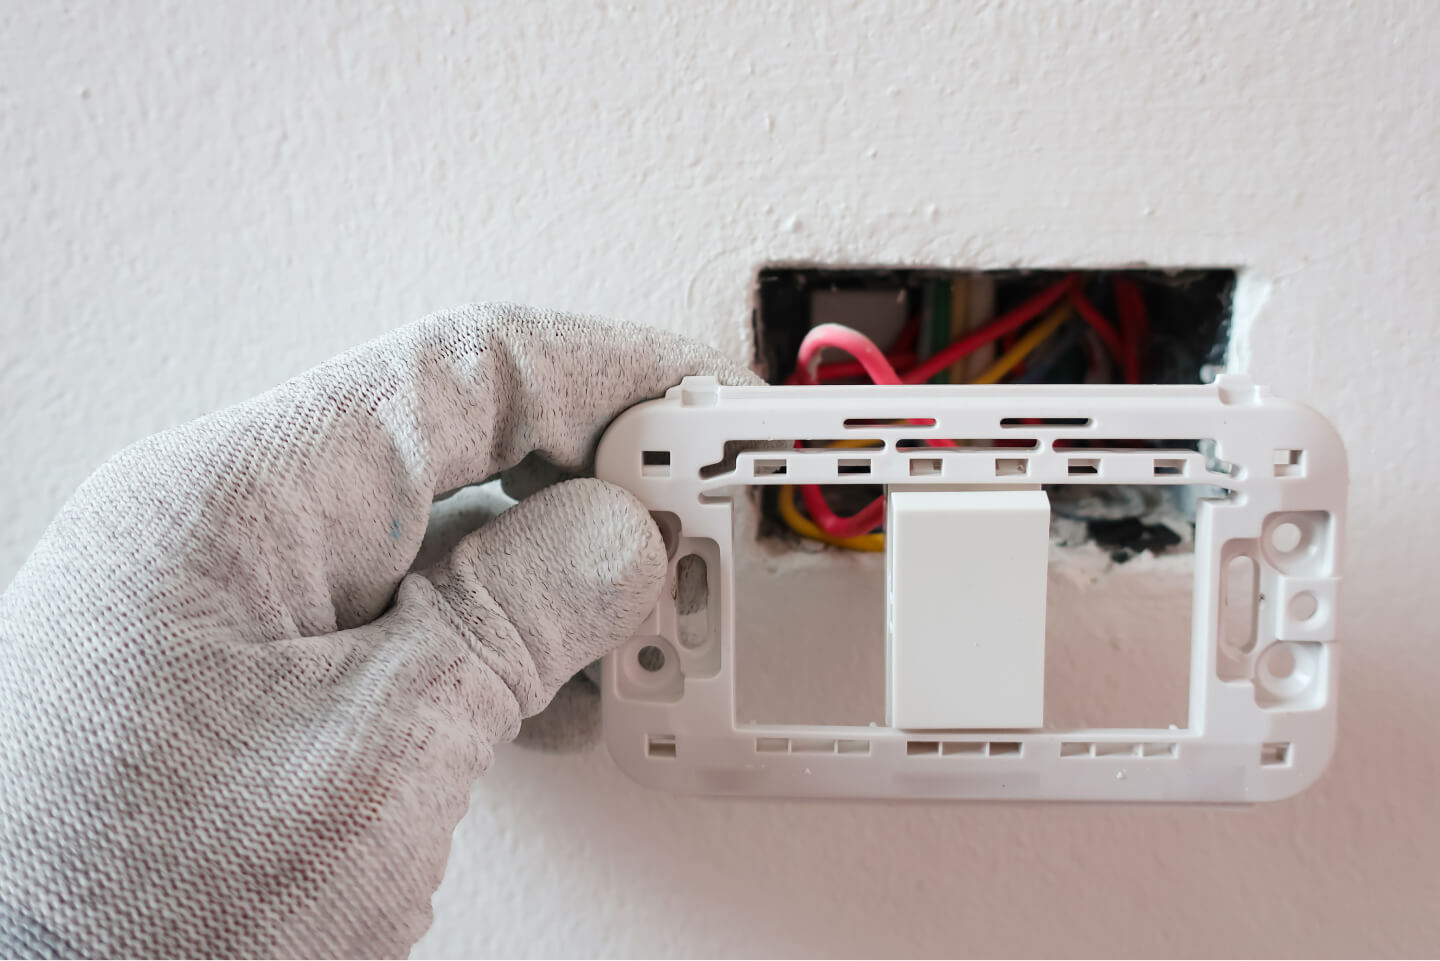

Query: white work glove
left=0, top=305, right=759, bottom=959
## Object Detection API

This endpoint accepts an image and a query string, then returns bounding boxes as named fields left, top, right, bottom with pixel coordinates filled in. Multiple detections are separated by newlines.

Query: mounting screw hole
left=1265, top=645, right=1296, bottom=679
left=1289, top=591, right=1318, bottom=622
left=637, top=645, right=666, bottom=673
left=1271, top=521, right=1303, bottom=553
left=1256, top=641, right=1319, bottom=702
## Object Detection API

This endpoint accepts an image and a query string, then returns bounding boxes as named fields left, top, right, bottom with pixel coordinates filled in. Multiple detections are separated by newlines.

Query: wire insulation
left=1068, top=287, right=1136, bottom=383
left=900, top=276, right=1073, bottom=384
left=800, top=482, right=886, bottom=538
left=971, top=302, right=1071, bottom=385
left=779, top=275, right=1128, bottom=549
left=776, top=485, right=885, bottom=551
left=796, top=323, right=904, bottom=386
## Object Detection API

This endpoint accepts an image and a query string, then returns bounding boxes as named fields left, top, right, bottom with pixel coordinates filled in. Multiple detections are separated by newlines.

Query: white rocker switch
left=886, top=489, right=1052, bottom=730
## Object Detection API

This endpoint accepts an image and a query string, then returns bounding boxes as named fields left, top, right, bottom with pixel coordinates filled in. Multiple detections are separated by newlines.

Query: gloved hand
left=0, top=305, right=760, bottom=959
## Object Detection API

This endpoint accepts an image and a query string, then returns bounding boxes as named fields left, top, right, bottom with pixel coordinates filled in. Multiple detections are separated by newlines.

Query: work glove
left=0, top=305, right=759, bottom=959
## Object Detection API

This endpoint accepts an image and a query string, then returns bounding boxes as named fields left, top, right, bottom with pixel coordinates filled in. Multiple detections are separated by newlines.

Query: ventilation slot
left=1261, top=742, right=1293, bottom=767
left=995, top=458, right=1028, bottom=476
left=910, top=458, right=942, bottom=477
left=646, top=735, right=677, bottom=759
left=1001, top=417, right=1091, bottom=428
left=1094, top=742, right=1140, bottom=757
left=1274, top=449, right=1306, bottom=478
left=700, top=440, right=884, bottom=478
left=1154, top=458, right=1186, bottom=476
left=1062, top=741, right=1178, bottom=758
left=1068, top=458, right=1100, bottom=476
left=752, top=736, right=871, bottom=755
left=896, top=438, right=1039, bottom=450
left=753, top=459, right=787, bottom=476
left=909, top=741, right=1022, bottom=757
left=845, top=417, right=936, bottom=428
left=1053, top=438, right=1198, bottom=451
left=800, top=438, right=884, bottom=450
left=641, top=450, right=671, bottom=477
left=837, top=458, right=872, bottom=475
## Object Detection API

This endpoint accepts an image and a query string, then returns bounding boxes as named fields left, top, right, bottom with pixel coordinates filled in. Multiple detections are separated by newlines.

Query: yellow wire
left=776, top=484, right=885, bottom=552
left=779, top=306, right=1067, bottom=551
left=970, top=301, right=1070, bottom=385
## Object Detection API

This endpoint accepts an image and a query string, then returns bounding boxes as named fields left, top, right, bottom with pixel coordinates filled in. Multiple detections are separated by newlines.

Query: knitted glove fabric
left=0, top=305, right=759, bottom=958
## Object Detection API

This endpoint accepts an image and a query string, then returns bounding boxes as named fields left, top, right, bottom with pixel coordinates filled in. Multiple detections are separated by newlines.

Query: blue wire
left=1012, top=318, right=1081, bottom=384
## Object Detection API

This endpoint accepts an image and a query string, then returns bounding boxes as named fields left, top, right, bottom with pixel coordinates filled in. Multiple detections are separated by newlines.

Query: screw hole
left=1271, top=521, right=1302, bottom=553
left=1266, top=645, right=1296, bottom=679
left=637, top=645, right=666, bottom=672
left=1289, top=590, right=1318, bottom=622
left=1256, top=641, right=1320, bottom=703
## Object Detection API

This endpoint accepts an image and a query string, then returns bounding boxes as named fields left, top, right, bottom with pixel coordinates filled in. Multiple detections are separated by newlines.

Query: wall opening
left=750, top=266, right=1236, bottom=559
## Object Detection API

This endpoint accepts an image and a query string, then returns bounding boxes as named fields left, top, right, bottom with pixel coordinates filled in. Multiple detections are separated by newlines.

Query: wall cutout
left=751, top=266, right=1236, bottom=556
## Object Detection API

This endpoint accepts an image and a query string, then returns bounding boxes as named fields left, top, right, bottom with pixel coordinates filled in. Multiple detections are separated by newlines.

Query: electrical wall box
left=593, top=376, right=1347, bottom=803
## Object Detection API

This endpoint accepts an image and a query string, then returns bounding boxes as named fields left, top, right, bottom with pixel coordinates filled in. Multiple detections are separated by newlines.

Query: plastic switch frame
left=593, top=376, right=1347, bottom=803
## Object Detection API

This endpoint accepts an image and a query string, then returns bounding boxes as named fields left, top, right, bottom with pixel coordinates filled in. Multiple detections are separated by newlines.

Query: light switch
left=886, top=489, right=1051, bottom=730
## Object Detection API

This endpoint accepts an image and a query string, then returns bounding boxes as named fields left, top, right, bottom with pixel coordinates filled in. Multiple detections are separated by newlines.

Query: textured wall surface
left=4, top=1, right=1436, bottom=956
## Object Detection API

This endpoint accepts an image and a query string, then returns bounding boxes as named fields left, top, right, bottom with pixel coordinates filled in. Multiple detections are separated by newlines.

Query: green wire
left=925, top=279, right=951, bottom=384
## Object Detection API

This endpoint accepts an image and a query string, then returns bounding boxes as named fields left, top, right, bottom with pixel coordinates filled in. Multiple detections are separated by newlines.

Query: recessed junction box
left=751, top=266, right=1236, bottom=557
left=594, top=376, right=1347, bottom=803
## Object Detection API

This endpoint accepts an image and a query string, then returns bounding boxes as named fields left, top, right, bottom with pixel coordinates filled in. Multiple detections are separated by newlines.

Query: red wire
left=800, top=483, right=886, bottom=537
left=1113, top=278, right=1148, bottom=382
left=890, top=317, right=921, bottom=354
left=790, top=352, right=918, bottom=385
left=790, top=324, right=930, bottom=537
left=899, top=276, right=1075, bottom=384
left=790, top=275, right=1131, bottom=538
left=796, top=323, right=905, bottom=385
left=786, top=317, right=923, bottom=385
left=794, top=287, right=1052, bottom=536
left=1068, top=287, right=1136, bottom=383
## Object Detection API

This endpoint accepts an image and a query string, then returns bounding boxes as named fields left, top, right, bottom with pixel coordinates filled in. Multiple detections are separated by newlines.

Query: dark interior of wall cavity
left=750, top=266, right=1237, bottom=559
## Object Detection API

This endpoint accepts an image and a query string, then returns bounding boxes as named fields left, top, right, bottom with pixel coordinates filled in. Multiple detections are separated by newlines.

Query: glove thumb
left=411, top=476, right=665, bottom=723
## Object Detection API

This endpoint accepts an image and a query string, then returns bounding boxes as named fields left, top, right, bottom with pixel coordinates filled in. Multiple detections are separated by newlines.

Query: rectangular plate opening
left=735, top=494, right=1198, bottom=730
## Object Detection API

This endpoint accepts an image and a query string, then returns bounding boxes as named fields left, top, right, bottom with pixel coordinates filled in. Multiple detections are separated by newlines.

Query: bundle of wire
left=779, top=274, right=1146, bottom=551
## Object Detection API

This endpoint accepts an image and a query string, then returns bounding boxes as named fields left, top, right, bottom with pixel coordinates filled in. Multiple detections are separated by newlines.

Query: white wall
left=4, top=1, right=1436, bottom=955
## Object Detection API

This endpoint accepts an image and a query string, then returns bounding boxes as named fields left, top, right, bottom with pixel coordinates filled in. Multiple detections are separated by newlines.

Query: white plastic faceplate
left=593, top=376, right=1346, bottom=802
